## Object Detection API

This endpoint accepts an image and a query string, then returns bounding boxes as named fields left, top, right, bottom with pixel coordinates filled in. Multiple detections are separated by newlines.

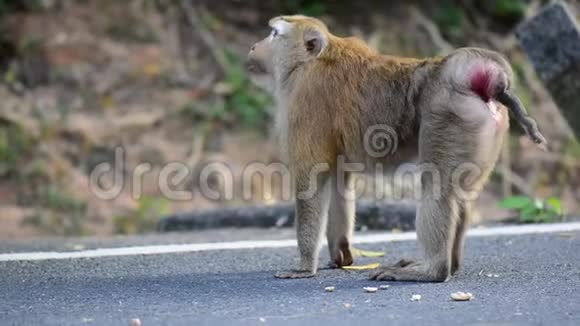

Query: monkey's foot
left=370, top=260, right=449, bottom=282
left=274, top=270, right=316, bottom=279
left=392, top=259, right=415, bottom=268
left=327, top=252, right=354, bottom=269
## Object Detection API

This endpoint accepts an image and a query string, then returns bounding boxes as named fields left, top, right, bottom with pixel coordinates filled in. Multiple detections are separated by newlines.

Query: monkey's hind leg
left=326, top=171, right=355, bottom=268
left=451, top=201, right=470, bottom=275
left=275, top=171, right=330, bottom=279
left=371, top=196, right=459, bottom=282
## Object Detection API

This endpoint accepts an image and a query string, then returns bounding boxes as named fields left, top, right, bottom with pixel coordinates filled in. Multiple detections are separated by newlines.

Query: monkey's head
left=245, top=15, right=330, bottom=88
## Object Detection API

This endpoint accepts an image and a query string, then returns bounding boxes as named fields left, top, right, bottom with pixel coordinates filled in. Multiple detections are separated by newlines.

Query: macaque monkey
left=245, top=15, right=546, bottom=281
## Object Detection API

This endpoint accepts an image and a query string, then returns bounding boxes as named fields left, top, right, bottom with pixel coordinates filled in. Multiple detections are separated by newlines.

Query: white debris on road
left=410, top=294, right=422, bottom=302
left=450, top=292, right=474, bottom=301
left=363, top=287, right=378, bottom=293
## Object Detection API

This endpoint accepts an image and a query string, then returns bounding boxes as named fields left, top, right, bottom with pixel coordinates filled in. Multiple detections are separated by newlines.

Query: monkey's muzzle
left=244, top=57, right=268, bottom=75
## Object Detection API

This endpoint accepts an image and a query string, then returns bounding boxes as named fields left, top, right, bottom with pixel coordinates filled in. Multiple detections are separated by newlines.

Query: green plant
left=435, top=1, right=465, bottom=39
left=0, top=1, right=42, bottom=14
left=283, top=0, right=327, bottom=16
left=490, top=0, right=526, bottom=20
left=0, top=119, right=35, bottom=176
left=105, top=18, right=158, bottom=43
left=222, top=49, right=271, bottom=128
left=114, top=196, right=170, bottom=234
left=500, top=195, right=563, bottom=223
left=510, top=60, right=533, bottom=109
left=564, top=138, right=580, bottom=158
left=182, top=49, right=272, bottom=129
left=0, top=1, right=44, bottom=75
left=22, top=186, right=88, bottom=236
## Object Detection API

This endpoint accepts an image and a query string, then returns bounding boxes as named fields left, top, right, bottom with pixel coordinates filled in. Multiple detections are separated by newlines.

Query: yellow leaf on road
left=351, top=248, right=385, bottom=257
left=341, top=263, right=380, bottom=270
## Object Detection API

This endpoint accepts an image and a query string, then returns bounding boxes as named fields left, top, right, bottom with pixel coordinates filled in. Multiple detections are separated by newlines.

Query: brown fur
left=246, top=15, right=543, bottom=281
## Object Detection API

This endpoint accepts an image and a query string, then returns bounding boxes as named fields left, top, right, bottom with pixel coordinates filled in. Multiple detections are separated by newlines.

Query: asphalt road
left=1, top=227, right=579, bottom=326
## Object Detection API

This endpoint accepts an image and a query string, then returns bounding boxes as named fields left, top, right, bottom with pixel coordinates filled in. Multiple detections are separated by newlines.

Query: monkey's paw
left=369, top=259, right=450, bottom=282
left=392, top=259, right=415, bottom=268
left=274, top=270, right=316, bottom=279
left=369, top=267, right=399, bottom=281
left=369, top=259, right=416, bottom=281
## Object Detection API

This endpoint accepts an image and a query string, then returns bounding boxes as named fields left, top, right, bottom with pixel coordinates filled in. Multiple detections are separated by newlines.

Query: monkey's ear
left=303, top=28, right=327, bottom=57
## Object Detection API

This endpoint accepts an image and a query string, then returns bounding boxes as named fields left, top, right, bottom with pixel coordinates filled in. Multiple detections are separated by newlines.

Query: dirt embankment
left=1, top=0, right=578, bottom=238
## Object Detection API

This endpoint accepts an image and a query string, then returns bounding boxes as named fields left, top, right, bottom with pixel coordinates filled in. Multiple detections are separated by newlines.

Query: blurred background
left=0, top=0, right=578, bottom=239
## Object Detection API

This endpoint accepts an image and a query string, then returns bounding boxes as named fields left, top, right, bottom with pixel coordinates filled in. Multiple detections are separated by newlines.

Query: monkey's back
left=291, top=43, right=439, bottom=168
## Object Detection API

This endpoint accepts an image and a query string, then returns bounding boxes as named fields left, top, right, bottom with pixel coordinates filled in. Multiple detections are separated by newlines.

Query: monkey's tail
left=496, top=90, right=547, bottom=151
left=444, top=48, right=548, bottom=150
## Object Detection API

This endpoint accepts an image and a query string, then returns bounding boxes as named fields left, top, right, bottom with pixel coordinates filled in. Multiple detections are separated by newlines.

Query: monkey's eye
left=271, top=28, right=279, bottom=38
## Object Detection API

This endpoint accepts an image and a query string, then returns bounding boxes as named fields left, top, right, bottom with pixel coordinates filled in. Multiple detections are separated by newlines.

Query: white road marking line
left=1, top=222, right=579, bottom=262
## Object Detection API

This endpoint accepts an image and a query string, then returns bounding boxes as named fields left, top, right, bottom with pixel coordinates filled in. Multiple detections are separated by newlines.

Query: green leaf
left=302, top=2, right=326, bottom=16
left=210, top=100, right=227, bottom=120
left=534, top=211, right=556, bottom=223
left=435, top=1, right=465, bottom=38
left=493, top=0, right=526, bottom=18
left=546, top=197, right=563, bottom=215
left=500, top=196, right=533, bottom=209
left=519, top=213, right=536, bottom=223
left=533, top=198, right=544, bottom=210
left=519, top=204, right=538, bottom=223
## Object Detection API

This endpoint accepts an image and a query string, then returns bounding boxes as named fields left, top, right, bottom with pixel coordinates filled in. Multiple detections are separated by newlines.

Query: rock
left=516, top=2, right=580, bottom=136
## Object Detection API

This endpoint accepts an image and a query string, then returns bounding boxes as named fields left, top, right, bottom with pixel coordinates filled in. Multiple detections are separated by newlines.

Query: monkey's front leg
left=326, top=171, right=355, bottom=268
left=275, top=172, right=331, bottom=279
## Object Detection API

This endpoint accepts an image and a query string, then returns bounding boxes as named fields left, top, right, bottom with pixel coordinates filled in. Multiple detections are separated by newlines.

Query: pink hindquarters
left=470, top=67, right=494, bottom=102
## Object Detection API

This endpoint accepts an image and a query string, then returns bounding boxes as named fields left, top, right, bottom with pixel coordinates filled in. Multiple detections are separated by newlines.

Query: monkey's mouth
left=244, top=58, right=268, bottom=75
